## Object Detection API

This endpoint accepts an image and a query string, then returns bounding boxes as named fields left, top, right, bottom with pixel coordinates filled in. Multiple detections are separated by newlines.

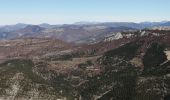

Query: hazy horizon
left=0, top=0, right=170, bottom=25
left=0, top=20, right=170, bottom=26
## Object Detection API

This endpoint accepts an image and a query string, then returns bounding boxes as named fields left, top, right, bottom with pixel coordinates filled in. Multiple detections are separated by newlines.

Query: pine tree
left=143, top=43, right=167, bottom=72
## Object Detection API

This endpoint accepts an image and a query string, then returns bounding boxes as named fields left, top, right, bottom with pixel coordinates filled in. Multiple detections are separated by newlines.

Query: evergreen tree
left=143, top=43, right=167, bottom=72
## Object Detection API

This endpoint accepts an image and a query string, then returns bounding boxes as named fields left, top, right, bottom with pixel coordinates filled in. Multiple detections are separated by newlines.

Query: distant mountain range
left=0, top=21, right=170, bottom=43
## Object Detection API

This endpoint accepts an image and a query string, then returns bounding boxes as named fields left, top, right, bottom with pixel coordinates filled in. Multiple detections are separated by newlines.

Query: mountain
left=0, top=23, right=28, bottom=32
left=160, top=21, right=170, bottom=26
left=0, top=28, right=170, bottom=99
left=39, top=23, right=52, bottom=28
left=1, top=25, right=45, bottom=39
left=0, top=21, right=170, bottom=43
left=74, top=21, right=100, bottom=25
left=75, top=26, right=136, bottom=44
left=0, top=24, right=135, bottom=43
left=39, top=23, right=59, bottom=28
left=19, top=25, right=45, bottom=33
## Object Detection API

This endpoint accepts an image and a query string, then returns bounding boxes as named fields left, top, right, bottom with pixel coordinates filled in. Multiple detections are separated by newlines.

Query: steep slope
left=0, top=59, right=74, bottom=100
left=77, top=37, right=170, bottom=100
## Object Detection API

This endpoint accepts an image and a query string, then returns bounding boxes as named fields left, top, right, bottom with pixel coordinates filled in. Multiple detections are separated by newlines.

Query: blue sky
left=0, top=0, right=170, bottom=25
